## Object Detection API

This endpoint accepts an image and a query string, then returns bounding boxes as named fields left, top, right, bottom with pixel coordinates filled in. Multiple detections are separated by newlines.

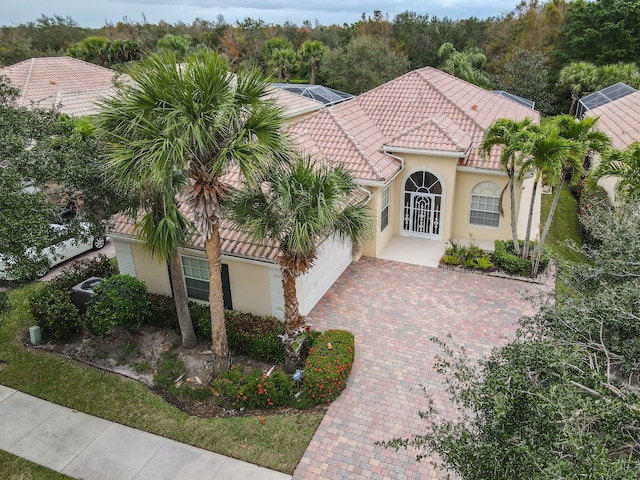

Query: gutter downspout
left=382, top=151, right=406, bottom=186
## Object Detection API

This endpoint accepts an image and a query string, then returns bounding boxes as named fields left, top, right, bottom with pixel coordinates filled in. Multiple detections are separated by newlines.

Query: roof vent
left=471, top=104, right=478, bottom=111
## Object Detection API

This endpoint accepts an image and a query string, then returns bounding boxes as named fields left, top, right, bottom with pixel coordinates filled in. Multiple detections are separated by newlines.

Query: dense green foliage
left=382, top=202, right=640, bottom=478
left=226, top=312, right=286, bottom=363
left=27, top=255, right=117, bottom=340
left=3, top=1, right=639, bottom=115
left=304, top=330, right=355, bottom=404
left=213, top=366, right=296, bottom=409
left=85, top=274, right=151, bottom=335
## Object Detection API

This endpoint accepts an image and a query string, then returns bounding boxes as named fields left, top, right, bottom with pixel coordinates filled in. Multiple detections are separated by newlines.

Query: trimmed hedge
left=493, top=240, right=549, bottom=277
left=304, top=329, right=354, bottom=404
left=226, top=311, right=285, bottom=363
left=213, top=366, right=295, bottom=409
left=86, top=274, right=151, bottom=336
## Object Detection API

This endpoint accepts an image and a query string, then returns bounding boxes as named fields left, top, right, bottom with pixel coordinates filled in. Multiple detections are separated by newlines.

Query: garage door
left=297, top=234, right=352, bottom=316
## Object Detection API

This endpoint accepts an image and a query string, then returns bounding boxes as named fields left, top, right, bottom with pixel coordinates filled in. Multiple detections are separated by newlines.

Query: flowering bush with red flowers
left=212, top=366, right=295, bottom=409
left=303, top=330, right=355, bottom=405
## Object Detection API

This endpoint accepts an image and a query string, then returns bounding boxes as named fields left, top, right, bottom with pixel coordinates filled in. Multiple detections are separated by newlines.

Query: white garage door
left=297, top=234, right=352, bottom=316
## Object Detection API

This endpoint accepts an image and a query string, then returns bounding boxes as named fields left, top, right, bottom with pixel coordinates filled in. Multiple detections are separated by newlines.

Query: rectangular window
left=381, top=185, right=390, bottom=231
left=469, top=194, right=500, bottom=227
left=181, top=255, right=209, bottom=301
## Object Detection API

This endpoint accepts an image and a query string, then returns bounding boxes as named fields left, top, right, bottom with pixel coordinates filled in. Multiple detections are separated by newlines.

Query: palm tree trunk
left=205, top=224, right=229, bottom=369
left=532, top=173, right=565, bottom=275
left=168, top=251, right=197, bottom=348
left=508, top=166, right=520, bottom=256
left=522, top=173, right=541, bottom=259
left=569, top=93, right=578, bottom=116
left=282, top=268, right=302, bottom=336
left=310, top=64, right=317, bottom=85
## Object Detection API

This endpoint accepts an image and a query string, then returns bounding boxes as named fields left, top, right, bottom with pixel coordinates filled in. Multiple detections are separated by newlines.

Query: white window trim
left=469, top=182, right=500, bottom=228
left=381, top=185, right=390, bottom=231
left=181, top=254, right=210, bottom=302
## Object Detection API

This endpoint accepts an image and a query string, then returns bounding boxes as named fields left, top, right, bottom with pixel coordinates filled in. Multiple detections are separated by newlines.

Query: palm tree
left=437, top=43, right=490, bottom=87
left=517, top=122, right=572, bottom=259
left=591, top=142, right=640, bottom=203
left=226, top=155, right=373, bottom=339
left=557, top=62, right=598, bottom=116
left=269, top=47, right=298, bottom=83
left=300, top=40, right=326, bottom=85
left=479, top=118, right=535, bottom=256
left=531, top=115, right=610, bottom=274
left=123, top=172, right=198, bottom=348
left=97, top=48, right=288, bottom=367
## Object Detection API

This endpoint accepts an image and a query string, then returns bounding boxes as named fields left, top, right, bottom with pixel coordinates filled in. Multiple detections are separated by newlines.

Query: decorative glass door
left=402, top=171, right=442, bottom=239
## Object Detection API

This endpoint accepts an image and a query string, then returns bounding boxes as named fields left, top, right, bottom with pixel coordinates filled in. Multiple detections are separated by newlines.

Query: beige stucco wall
left=394, top=152, right=459, bottom=240
left=226, top=259, right=273, bottom=317
left=123, top=241, right=274, bottom=316
left=130, top=243, right=172, bottom=296
left=451, top=170, right=515, bottom=244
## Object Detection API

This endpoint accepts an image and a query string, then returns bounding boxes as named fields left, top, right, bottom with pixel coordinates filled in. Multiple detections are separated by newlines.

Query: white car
left=0, top=222, right=106, bottom=281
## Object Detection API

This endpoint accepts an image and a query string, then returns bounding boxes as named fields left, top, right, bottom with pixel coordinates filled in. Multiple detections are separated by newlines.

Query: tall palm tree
left=591, top=142, right=640, bottom=203
left=531, top=115, right=610, bottom=274
left=97, top=48, right=288, bottom=367
left=226, top=155, right=373, bottom=337
left=126, top=172, right=198, bottom=348
left=479, top=118, right=535, bottom=256
left=517, top=122, right=572, bottom=259
left=300, top=40, right=326, bottom=85
left=557, top=62, right=598, bottom=116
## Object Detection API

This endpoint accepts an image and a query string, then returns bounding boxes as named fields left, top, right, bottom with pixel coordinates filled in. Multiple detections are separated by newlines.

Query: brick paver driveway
left=293, top=257, right=550, bottom=479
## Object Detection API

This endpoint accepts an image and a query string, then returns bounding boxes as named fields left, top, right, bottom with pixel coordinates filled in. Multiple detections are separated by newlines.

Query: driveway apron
left=293, top=258, right=550, bottom=479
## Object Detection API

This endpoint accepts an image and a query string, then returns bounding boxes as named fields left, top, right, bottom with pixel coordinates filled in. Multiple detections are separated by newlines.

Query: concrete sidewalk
left=0, top=384, right=290, bottom=480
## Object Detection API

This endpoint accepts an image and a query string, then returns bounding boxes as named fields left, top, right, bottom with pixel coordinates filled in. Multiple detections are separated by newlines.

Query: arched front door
left=402, top=170, right=443, bottom=239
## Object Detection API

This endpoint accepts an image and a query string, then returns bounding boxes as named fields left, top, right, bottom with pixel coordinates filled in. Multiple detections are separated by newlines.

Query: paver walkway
left=0, top=385, right=290, bottom=480
left=293, top=258, right=550, bottom=479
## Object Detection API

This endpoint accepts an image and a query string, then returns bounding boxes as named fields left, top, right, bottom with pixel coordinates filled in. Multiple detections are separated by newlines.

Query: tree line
left=2, top=0, right=640, bottom=115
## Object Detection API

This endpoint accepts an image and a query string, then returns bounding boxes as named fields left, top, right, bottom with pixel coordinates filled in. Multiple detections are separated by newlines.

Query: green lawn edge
left=0, top=286, right=323, bottom=474
left=0, top=450, right=75, bottom=480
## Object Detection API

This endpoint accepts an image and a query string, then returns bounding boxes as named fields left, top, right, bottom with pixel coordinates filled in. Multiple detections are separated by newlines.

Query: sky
left=1, top=0, right=519, bottom=28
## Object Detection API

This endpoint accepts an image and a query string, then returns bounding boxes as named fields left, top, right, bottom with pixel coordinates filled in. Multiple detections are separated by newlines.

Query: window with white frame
left=181, top=255, right=209, bottom=301
left=381, top=185, right=390, bottom=231
left=469, top=181, right=501, bottom=227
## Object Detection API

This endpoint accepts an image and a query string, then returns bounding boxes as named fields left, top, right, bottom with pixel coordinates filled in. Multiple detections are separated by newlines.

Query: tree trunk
left=569, top=93, right=578, bottom=116
left=205, top=224, right=229, bottom=371
left=310, top=65, right=317, bottom=85
left=522, top=172, right=541, bottom=259
left=282, top=268, right=302, bottom=336
left=532, top=174, right=565, bottom=275
left=168, top=251, right=197, bottom=349
left=508, top=166, right=520, bottom=256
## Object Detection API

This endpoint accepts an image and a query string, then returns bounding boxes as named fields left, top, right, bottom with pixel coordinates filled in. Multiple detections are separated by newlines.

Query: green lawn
left=0, top=286, right=322, bottom=474
left=540, top=184, right=587, bottom=264
left=0, top=451, right=74, bottom=480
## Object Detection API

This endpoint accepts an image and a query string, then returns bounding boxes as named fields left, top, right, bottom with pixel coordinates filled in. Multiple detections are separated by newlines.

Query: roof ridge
left=18, top=58, right=36, bottom=106
left=327, top=108, right=384, bottom=180
left=414, top=67, right=486, bottom=133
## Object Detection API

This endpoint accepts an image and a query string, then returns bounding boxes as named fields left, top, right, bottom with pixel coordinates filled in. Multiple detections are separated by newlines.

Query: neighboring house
left=112, top=67, right=542, bottom=320
left=584, top=87, right=640, bottom=204
left=0, top=56, right=131, bottom=116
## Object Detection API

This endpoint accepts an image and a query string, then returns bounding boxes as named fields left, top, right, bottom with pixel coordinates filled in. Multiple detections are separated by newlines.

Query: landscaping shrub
left=146, top=293, right=180, bottom=330
left=29, top=286, right=82, bottom=340
left=492, top=240, right=549, bottom=276
left=85, top=274, right=151, bottom=336
left=578, top=184, right=611, bottom=247
left=213, top=366, right=295, bottom=409
left=50, top=254, right=118, bottom=291
left=190, top=302, right=212, bottom=339
left=226, top=311, right=286, bottom=363
left=442, top=242, right=494, bottom=272
left=304, top=329, right=354, bottom=405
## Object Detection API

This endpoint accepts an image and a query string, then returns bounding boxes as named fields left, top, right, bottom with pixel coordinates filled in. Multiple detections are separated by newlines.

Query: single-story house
left=583, top=86, right=640, bottom=204
left=110, top=67, right=542, bottom=319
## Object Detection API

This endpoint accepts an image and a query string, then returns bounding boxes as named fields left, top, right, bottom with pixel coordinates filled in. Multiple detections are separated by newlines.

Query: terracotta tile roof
left=288, top=67, right=540, bottom=181
left=34, top=87, right=119, bottom=116
left=0, top=57, right=130, bottom=112
left=586, top=91, right=640, bottom=150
